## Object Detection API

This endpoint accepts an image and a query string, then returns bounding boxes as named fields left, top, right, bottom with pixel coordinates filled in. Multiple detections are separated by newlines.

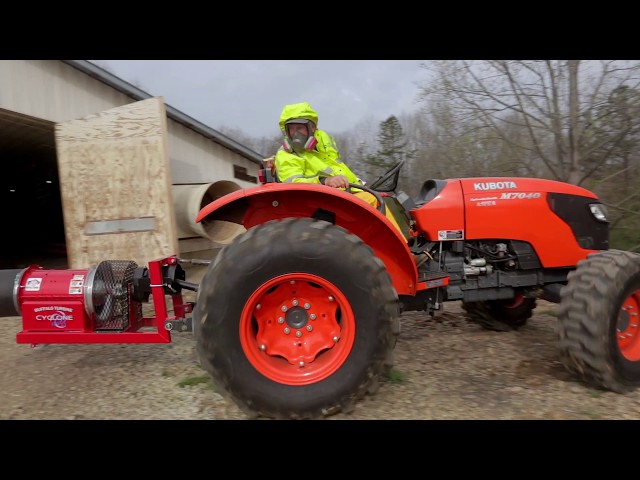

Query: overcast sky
left=91, top=60, right=430, bottom=138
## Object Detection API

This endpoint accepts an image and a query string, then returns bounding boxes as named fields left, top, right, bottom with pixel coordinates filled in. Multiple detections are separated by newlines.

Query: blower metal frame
left=14, top=256, right=191, bottom=346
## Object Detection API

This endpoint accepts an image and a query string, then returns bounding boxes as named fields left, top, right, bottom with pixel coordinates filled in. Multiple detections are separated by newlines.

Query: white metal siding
left=0, top=60, right=259, bottom=184
left=169, top=120, right=258, bottom=186
left=0, top=60, right=135, bottom=121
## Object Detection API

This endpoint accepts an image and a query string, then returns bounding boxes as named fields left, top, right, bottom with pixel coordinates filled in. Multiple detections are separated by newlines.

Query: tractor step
left=418, top=270, right=450, bottom=286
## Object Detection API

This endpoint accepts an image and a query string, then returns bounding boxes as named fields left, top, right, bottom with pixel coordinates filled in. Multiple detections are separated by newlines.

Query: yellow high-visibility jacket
left=274, top=102, right=361, bottom=185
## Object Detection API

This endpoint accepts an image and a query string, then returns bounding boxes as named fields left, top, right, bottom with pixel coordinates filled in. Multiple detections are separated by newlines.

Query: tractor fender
left=197, top=183, right=418, bottom=295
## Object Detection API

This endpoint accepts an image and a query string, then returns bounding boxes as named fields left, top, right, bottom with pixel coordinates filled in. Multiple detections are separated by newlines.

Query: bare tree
left=418, top=60, right=640, bottom=186
left=217, top=126, right=280, bottom=158
left=333, top=115, right=380, bottom=182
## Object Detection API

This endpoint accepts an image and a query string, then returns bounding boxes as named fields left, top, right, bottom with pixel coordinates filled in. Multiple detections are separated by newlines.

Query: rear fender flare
left=197, top=184, right=417, bottom=295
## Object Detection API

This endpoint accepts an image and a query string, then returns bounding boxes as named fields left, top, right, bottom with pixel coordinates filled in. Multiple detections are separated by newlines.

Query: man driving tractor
left=273, top=101, right=403, bottom=233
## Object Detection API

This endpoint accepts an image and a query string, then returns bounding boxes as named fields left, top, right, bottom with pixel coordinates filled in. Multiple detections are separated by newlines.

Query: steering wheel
left=347, top=183, right=386, bottom=214
left=368, top=161, right=405, bottom=192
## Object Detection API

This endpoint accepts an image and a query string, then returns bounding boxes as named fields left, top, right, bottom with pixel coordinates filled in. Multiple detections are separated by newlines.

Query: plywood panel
left=55, top=97, right=179, bottom=268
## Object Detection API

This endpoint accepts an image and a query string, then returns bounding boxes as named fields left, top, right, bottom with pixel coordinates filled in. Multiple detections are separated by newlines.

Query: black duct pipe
left=0, top=269, right=23, bottom=317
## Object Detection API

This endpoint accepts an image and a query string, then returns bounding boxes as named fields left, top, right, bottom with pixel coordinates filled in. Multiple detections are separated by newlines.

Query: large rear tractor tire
left=462, top=293, right=536, bottom=332
left=193, top=217, right=400, bottom=419
left=557, top=249, right=640, bottom=393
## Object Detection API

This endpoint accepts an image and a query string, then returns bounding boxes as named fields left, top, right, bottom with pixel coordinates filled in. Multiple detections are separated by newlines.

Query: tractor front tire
left=194, top=218, right=400, bottom=419
left=557, top=249, right=640, bottom=393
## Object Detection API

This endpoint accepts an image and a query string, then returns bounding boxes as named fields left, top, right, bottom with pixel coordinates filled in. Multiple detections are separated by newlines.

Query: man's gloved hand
left=322, top=175, right=350, bottom=189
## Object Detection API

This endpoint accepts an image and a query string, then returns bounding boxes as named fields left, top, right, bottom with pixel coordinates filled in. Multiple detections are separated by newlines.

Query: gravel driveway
left=2, top=300, right=640, bottom=420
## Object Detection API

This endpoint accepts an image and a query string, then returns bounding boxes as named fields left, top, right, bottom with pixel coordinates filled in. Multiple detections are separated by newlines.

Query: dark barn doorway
left=0, top=108, right=67, bottom=269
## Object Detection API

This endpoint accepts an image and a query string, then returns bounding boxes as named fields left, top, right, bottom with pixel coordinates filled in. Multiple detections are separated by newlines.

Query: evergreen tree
left=365, top=116, right=416, bottom=188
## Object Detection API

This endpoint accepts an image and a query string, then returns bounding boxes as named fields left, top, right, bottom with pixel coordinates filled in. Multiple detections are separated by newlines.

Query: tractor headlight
left=589, top=203, right=609, bottom=223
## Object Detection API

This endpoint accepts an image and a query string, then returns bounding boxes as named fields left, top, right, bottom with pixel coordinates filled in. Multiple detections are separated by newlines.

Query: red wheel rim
left=239, top=273, right=356, bottom=386
left=504, top=293, right=525, bottom=309
left=617, top=288, right=640, bottom=361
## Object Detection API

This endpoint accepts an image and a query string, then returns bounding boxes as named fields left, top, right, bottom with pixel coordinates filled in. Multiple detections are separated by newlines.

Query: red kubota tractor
left=2, top=160, right=639, bottom=419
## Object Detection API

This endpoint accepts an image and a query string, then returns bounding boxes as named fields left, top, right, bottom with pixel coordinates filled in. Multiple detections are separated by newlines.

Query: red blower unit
left=0, top=256, right=195, bottom=345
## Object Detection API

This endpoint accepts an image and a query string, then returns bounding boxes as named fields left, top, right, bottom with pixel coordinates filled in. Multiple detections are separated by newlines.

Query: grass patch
left=537, top=308, right=557, bottom=317
left=177, top=375, right=211, bottom=388
left=385, top=368, right=407, bottom=384
left=206, top=383, right=218, bottom=392
left=580, top=409, right=601, bottom=420
left=589, top=390, right=602, bottom=398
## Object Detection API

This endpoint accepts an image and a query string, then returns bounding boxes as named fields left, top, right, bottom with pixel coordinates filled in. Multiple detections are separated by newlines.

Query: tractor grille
left=90, top=260, right=140, bottom=331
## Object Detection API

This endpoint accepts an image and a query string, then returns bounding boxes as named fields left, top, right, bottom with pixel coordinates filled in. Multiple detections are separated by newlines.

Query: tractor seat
left=259, top=157, right=412, bottom=240
left=259, top=157, right=280, bottom=184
